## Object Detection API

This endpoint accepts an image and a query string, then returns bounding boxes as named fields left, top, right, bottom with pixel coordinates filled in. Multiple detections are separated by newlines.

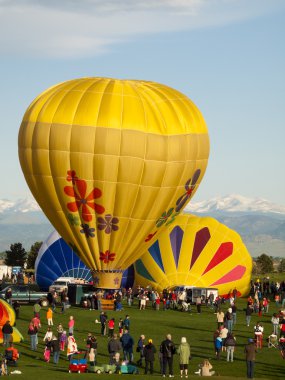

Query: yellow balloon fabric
left=18, top=78, right=209, bottom=288
left=134, top=214, right=252, bottom=297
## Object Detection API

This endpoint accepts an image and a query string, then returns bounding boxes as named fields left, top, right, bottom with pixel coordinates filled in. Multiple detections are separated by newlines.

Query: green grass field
left=4, top=298, right=285, bottom=379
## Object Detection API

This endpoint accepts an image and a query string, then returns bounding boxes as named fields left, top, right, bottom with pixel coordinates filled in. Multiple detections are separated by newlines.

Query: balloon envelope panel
left=19, top=78, right=209, bottom=278
left=134, top=214, right=252, bottom=297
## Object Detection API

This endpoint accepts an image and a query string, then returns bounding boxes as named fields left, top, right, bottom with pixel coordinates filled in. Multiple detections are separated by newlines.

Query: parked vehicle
left=173, top=286, right=219, bottom=305
left=0, top=284, right=49, bottom=306
left=49, top=277, right=76, bottom=293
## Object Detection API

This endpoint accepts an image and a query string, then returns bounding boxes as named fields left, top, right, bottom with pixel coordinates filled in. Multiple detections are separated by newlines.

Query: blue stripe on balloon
left=135, top=259, right=155, bottom=282
left=148, top=240, right=164, bottom=273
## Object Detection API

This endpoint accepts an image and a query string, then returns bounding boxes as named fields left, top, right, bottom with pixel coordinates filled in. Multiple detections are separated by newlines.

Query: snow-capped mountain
left=1, top=194, right=284, bottom=216
left=0, top=195, right=284, bottom=257
left=185, top=194, right=285, bottom=215
left=0, top=198, right=41, bottom=213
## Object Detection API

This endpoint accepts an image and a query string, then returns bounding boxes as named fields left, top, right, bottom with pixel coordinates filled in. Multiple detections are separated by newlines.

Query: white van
left=49, top=277, right=76, bottom=293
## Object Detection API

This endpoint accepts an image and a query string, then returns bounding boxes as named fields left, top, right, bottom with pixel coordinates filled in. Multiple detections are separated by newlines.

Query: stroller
left=267, top=334, right=278, bottom=348
left=68, top=352, right=88, bottom=373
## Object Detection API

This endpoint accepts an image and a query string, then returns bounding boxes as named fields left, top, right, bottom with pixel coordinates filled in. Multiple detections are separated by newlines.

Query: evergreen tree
left=256, top=253, right=274, bottom=274
left=278, top=258, right=285, bottom=273
left=26, top=241, right=42, bottom=269
left=5, top=243, right=27, bottom=267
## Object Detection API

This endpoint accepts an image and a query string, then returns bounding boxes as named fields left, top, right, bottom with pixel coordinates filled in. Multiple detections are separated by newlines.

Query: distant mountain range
left=0, top=195, right=284, bottom=257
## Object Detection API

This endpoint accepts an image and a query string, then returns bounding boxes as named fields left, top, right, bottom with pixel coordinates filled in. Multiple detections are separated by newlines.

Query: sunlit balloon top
left=19, top=77, right=209, bottom=288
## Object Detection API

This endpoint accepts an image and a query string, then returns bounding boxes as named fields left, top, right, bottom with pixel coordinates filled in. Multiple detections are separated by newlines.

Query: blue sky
left=0, top=0, right=284, bottom=205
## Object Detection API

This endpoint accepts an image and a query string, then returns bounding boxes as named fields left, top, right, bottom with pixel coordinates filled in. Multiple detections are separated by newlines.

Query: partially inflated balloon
left=35, top=230, right=134, bottom=290
left=0, top=300, right=24, bottom=343
left=19, top=78, right=209, bottom=288
left=134, top=214, right=252, bottom=297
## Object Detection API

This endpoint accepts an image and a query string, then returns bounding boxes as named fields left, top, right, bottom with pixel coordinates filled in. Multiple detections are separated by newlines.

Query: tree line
left=2, top=242, right=42, bottom=269
left=1, top=243, right=285, bottom=274
left=252, top=253, right=285, bottom=274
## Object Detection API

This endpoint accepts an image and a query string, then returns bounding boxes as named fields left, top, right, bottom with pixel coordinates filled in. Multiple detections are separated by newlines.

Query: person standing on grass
left=28, top=321, right=38, bottom=351
left=1, top=320, right=13, bottom=347
left=51, top=335, right=60, bottom=364
left=143, top=338, right=156, bottom=375
left=231, top=303, right=237, bottom=325
left=120, top=329, right=134, bottom=363
left=108, top=333, right=122, bottom=364
left=216, top=309, right=224, bottom=328
left=196, top=296, right=202, bottom=314
left=160, top=333, right=176, bottom=378
left=5, top=288, right=12, bottom=306
left=99, top=311, right=107, bottom=336
left=43, top=326, right=53, bottom=343
left=136, top=334, right=145, bottom=367
left=60, top=331, right=67, bottom=351
left=214, top=334, right=223, bottom=360
left=108, top=318, right=115, bottom=338
left=244, top=338, right=257, bottom=379
left=123, top=315, right=130, bottom=331
left=68, top=315, right=75, bottom=335
left=177, top=336, right=191, bottom=378
left=46, top=307, right=53, bottom=326
left=245, top=304, right=253, bottom=327
left=224, top=332, right=236, bottom=362
left=271, top=313, right=279, bottom=335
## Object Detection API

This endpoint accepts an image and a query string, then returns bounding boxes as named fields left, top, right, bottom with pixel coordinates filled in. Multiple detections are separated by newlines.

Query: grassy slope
left=4, top=297, right=284, bottom=380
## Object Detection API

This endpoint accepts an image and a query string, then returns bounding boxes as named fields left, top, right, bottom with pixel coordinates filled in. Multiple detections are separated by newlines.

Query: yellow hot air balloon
left=134, top=214, right=252, bottom=297
left=18, top=78, right=209, bottom=288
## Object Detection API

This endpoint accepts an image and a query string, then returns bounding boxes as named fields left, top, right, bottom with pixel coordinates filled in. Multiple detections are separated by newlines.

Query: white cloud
left=0, top=0, right=284, bottom=58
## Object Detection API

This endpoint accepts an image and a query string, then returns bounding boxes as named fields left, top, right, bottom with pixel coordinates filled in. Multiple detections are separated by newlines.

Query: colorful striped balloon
left=134, top=213, right=252, bottom=297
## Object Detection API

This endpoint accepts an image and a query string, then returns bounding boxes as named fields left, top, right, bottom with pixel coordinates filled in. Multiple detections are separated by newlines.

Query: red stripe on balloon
left=190, top=227, right=210, bottom=269
left=202, top=242, right=233, bottom=275
left=210, top=265, right=246, bottom=286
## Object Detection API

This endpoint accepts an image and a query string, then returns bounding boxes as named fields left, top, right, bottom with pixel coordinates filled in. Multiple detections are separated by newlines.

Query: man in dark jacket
left=99, top=311, right=107, bottom=336
left=143, top=339, right=157, bottom=375
left=160, top=334, right=176, bottom=377
left=2, top=320, right=13, bottom=347
left=51, top=336, right=60, bottom=364
left=120, top=329, right=134, bottom=363
left=108, top=333, right=122, bottom=364
left=244, top=338, right=257, bottom=378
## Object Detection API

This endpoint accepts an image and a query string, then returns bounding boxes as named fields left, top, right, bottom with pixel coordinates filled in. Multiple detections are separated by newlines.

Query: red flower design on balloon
left=100, top=250, right=116, bottom=264
left=145, top=231, right=157, bottom=242
left=66, top=170, right=79, bottom=185
left=64, top=178, right=105, bottom=222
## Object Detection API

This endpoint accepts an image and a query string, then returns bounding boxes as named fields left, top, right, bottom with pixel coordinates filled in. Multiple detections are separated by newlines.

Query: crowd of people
left=1, top=278, right=285, bottom=377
